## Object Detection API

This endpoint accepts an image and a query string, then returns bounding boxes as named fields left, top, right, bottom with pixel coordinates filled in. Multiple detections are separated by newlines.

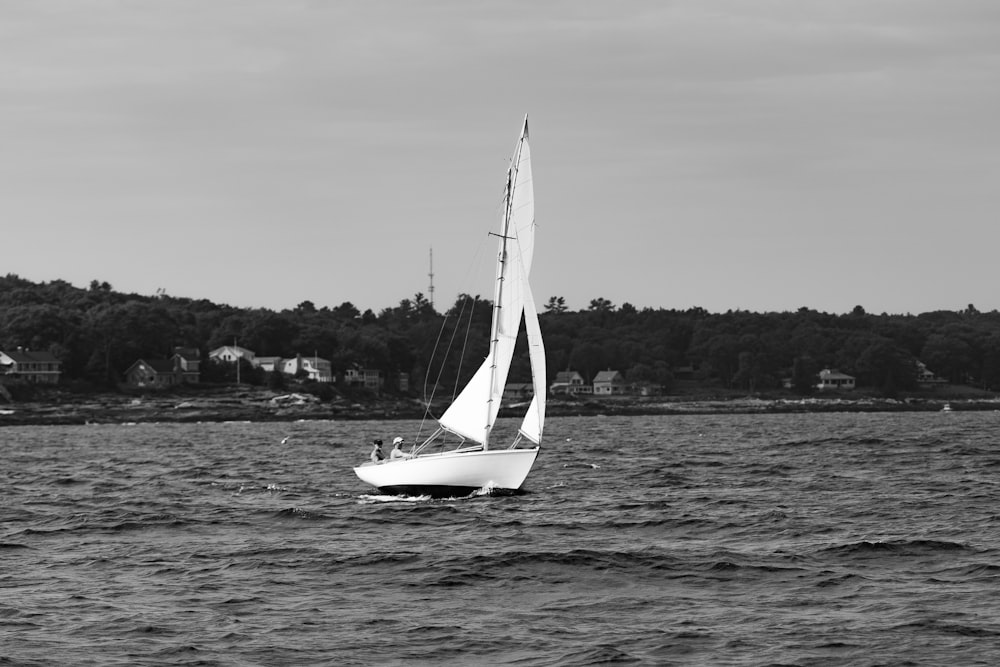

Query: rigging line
left=421, top=216, right=492, bottom=418
left=418, top=306, right=453, bottom=431
left=422, top=296, right=459, bottom=404
left=445, top=295, right=473, bottom=407
left=444, top=230, right=495, bottom=412
left=420, top=137, right=519, bottom=439
left=420, top=290, right=473, bottom=425
left=454, top=294, right=478, bottom=405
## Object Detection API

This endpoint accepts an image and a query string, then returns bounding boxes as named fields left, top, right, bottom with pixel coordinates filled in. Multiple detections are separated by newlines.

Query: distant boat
left=353, top=117, right=545, bottom=497
left=942, top=403, right=953, bottom=412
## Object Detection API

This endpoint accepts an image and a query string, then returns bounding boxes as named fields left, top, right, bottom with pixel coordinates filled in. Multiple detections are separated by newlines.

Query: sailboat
left=353, top=116, right=546, bottom=497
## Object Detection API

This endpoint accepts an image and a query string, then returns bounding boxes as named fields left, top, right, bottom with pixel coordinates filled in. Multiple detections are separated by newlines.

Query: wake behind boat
left=354, top=116, right=545, bottom=497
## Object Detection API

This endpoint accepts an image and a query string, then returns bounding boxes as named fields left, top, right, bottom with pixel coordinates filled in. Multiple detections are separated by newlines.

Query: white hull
left=353, top=447, right=540, bottom=496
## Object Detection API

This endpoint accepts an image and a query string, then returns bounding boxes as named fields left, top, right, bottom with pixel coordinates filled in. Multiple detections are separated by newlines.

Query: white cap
left=392, top=437, right=404, bottom=445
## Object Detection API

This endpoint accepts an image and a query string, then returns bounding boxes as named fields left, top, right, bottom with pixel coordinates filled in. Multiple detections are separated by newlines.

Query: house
left=208, top=345, right=256, bottom=365
left=282, top=354, right=333, bottom=382
left=344, top=366, right=383, bottom=390
left=125, top=349, right=200, bottom=387
left=503, top=383, right=535, bottom=401
left=592, top=369, right=628, bottom=396
left=254, top=356, right=284, bottom=373
left=550, top=370, right=591, bottom=395
left=0, top=349, right=62, bottom=384
left=172, top=347, right=201, bottom=384
left=916, top=361, right=947, bottom=387
left=817, top=368, right=855, bottom=391
left=124, top=358, right=185, bottom=388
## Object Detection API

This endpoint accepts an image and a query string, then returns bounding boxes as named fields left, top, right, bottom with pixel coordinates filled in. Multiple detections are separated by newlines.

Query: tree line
left=2, top=273, right=998, bottom=397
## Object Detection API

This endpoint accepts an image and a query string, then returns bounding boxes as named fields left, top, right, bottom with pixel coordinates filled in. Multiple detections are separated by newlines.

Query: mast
left=483, top=123, right=525, bottom=449
left=437, top=116, right=532, bottom=447
left=483, top=172, right=511, bottom=449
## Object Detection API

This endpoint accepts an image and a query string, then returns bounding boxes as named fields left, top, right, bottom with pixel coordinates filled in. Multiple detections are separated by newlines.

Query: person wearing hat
left=370, top=439, right=385, bottom=464
left=390, top=436, right=412, bottom=460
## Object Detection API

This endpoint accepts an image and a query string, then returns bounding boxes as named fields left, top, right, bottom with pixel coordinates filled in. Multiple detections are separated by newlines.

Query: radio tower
left=428, top=247, right=435, bottom=309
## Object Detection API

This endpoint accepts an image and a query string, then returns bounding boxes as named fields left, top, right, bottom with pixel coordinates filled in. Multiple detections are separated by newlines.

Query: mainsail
left=439, top=117, right=539, bottom=448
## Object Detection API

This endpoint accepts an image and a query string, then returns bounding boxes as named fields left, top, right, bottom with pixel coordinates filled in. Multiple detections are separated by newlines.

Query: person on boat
left=390, top=436, right=412, bottom=460
left=370, top=439, right=385, bottom=464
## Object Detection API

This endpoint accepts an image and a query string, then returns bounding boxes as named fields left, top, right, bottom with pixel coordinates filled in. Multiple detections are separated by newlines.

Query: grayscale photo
left=3, top=1, right=999, bottom=664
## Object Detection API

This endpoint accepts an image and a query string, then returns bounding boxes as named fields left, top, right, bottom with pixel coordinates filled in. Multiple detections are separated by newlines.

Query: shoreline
left=2, top=389, right=996, bottom=427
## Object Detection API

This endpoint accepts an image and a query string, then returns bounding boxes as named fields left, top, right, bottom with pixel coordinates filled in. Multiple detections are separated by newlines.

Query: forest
left=2, top=273, right=999, bottom=398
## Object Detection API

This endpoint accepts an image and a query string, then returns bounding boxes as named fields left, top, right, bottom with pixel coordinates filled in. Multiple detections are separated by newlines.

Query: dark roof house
left=125, top=358, right=187, bottom=388
left=550, top=370, right=591, bottom=395
left=0, top=349, right=62, bottom=384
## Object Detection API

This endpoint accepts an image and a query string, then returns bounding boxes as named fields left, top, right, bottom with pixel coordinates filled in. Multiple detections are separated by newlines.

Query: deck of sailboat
left=356, top=444, right=539, bottom=465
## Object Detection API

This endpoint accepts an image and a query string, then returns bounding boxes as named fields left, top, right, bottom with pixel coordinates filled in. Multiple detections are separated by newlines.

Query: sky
left=2, top=0, right=999, bottom=316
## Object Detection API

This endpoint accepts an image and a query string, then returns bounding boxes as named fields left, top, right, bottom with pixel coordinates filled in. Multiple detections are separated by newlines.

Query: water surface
left=3, top=412, right=999, bottom=665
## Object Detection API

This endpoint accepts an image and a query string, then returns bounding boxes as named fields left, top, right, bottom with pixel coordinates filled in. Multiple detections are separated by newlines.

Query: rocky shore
left=2, top=385, right=997, bottom=427
left=0, top=388, right=421, bottom=426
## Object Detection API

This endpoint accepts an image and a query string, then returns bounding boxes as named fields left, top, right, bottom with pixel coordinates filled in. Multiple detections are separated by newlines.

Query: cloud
left=1, top=0, right=998, bottom=313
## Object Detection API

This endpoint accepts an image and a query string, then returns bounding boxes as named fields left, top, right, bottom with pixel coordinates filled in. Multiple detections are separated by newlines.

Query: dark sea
left=3, top=412, right=999, bottom=666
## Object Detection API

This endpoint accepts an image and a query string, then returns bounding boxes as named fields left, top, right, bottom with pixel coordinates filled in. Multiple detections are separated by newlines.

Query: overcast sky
left=3, top=0, right=998, bottom=315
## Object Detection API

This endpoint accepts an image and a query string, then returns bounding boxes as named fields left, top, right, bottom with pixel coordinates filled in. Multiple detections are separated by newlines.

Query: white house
left=208, top=345, right=256, bottom=364
left=592, top=369, right=628, bottom=396
left=282, top=354, right=332, bottom=382
left=817, top=368, right=855, bottom=391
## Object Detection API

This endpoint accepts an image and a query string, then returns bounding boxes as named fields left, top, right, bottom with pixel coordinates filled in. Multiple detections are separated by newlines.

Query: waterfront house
left=0, top=349, right=62, bottom=384
left=344, top=366, right=383, bottom=390
left=503, top=383, right=535, bottom=401
left=254, top=356, right=284, bottom=373
left=125, top=349, right=201, bottom=387
left=282, top=354, right=333, bottom=382
left=817, top=369, right=855, bottom=391
left=208, top=345, right=256, bottom=364
left=173, top=347, right=201, bottom=383
left=916, top=361, right=947, bottom=387
left=550, top=370, right=591, bottom=395
left=124, top=358, right=184, bottom=388
left=593, top=369, right=628, bottom=396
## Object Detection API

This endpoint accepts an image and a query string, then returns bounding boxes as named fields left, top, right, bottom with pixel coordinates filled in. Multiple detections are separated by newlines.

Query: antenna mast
left=428, top=247, right=435, bottom=309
